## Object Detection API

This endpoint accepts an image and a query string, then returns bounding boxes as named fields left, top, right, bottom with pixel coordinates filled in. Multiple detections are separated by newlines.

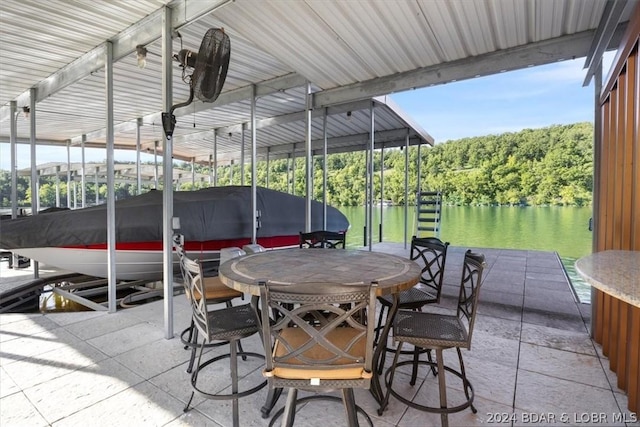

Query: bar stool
left=258, top=280, right=378, bottom=427
left=375, top=236, right=449, bottom=382
left=176, top=242, right=246, bottom=373
left=379, top=250, right=485, bottom=427
left=174, top=234, right=267, bottom=427
left=299, top=230, right=347, bottom=248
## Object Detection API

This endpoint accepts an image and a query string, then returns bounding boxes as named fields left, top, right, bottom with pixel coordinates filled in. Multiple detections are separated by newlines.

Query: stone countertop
left=575, top=250, right=640, bottom=308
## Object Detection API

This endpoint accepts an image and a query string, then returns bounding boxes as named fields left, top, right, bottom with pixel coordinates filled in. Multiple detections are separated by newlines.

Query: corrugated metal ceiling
left=0, top=0, right=634, bottom=165
left=0, top=0, right=172, bottom=106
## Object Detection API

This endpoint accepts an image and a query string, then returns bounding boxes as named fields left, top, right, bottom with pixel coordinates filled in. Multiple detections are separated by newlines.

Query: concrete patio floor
left=1, top=244, right=638, bottom=426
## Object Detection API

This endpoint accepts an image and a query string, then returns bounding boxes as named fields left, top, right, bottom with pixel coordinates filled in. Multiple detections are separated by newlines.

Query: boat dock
left=0, top=259, right=171, bottom=314
left=1, top=244, right=638, bottom=426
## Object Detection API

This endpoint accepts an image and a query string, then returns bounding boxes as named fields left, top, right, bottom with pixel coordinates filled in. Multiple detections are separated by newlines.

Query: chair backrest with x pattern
left=320, top=231, right=347, bottom=249
left=259, top=281, right=376, bottom=382
left=174, top=234, right=210, bottom=340
left=456, top=250, right=486, bottom=348
left=299, top=230, right=347, bottom=249
left=410, top=236, right=449, bottom=303
left=299, top=231, right=321, bottom=248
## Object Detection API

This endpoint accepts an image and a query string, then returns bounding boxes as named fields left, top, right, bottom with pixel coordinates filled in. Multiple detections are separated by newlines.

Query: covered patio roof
left=0, top=0, right=635, bottom=163
left=1, top=0, right=636, bottom=335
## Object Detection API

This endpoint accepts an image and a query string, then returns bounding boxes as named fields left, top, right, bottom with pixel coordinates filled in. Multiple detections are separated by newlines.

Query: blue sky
left=0, top=53, right=614, bottom=171
left=391, top=56, right=606, bottom=143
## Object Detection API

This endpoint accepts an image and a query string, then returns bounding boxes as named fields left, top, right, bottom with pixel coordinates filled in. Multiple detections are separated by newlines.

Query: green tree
left=0, top=122, right=595, bottom=209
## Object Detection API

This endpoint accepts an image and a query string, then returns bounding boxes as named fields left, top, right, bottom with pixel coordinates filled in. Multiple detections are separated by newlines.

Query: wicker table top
left=218, top=248, right=421, bottom=297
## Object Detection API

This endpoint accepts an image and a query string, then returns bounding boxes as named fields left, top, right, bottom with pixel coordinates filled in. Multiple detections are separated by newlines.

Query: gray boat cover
left=0, top=186, right=349, bottom=249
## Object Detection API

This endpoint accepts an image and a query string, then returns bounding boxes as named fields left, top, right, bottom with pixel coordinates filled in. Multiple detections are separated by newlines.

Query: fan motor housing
left=177, top=49, right=197, bottom=68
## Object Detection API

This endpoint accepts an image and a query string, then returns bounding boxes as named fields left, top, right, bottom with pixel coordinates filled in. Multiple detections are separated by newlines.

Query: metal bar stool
left=259, top=280, right=378, bottom=427
left=175, top=234, right=267, bottom=427
left=259, top=230, right=350, bottom=419
left=299, top=230, right=347, bottom=249
left=175, top=238, right=246, bottom=373
left=375, top=236, right=449, bottom=382
left=379, top=250, right=486, bottom=427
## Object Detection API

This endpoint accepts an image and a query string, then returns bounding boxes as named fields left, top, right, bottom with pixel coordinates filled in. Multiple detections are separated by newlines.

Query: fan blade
left=192, top=28, right=231, bottom=103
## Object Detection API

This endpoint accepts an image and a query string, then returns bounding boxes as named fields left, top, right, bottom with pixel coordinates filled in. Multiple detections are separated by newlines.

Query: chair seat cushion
left=393, top=310, right=468, bottom=348
left=270, top=327, right=368, bottom=380
left=195, top=276, right=243, bottom=302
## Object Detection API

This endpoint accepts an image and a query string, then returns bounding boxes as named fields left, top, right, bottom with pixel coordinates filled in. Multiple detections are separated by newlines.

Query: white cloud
left=520, top=59, right=587, bottom=85
left=475, top=87, right=549, bottom=102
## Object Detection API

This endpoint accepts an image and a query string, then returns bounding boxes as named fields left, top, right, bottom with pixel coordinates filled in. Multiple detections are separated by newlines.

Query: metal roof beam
left=308, top=129, right=411, bottom=149
left=175, top=72, right=306, bottom=119
left=314, top=27, right=627, bottom=108
left=0, top=137, right=67, bottom=146
left=0, top=136, right=160, bottom=153
left=582, top=0, right=630, bottom=86
left=212, top=100, right=368, bottom=132
left=175, top=98, right=400, bottom=145
left=66, top=73, right=307, bottom=145
left=205, top=128, right=412, bottom=160
left=0, top=0, right=232, bottom=124
left=213, top=134, right=424, bottom=164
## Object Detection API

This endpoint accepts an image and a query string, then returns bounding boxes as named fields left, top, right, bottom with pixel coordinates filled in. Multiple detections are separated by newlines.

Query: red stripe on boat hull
left=59, top=235, right=300, bottom=251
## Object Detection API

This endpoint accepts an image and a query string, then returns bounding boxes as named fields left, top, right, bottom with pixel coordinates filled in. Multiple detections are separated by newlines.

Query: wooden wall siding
left=593, top=290, right=640, bottom=413
left=594, top=3, right=640, bottom=414
left=635, top=41, right=640, bottom=251
left=596, top=9, right=639, bottom=252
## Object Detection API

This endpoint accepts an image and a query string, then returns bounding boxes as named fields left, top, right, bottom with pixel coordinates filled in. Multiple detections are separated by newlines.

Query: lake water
left=338, top=205, right=593, bottom=303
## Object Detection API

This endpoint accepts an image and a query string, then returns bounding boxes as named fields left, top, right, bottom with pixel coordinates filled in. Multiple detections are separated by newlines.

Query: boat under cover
left=0, top=186, right=350, bottom=280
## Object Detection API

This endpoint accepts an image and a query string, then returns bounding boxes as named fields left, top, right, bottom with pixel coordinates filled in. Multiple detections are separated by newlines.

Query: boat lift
left=0, top=273, right=179, bottom=314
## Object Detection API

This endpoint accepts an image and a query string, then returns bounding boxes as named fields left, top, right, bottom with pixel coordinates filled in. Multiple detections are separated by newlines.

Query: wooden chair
left=259, top=281, right=377, bottom=427
left=379, top=250, right=486, bottom=427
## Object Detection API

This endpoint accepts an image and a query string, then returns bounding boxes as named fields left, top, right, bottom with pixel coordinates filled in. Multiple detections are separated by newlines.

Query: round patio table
left=218, top=247, right=421, bottom=296
left=218, top=247, right=422, bottom=411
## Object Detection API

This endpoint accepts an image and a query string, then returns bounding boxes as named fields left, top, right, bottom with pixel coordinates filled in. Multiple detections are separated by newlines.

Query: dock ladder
left=415, top=191, right=442, bottom=238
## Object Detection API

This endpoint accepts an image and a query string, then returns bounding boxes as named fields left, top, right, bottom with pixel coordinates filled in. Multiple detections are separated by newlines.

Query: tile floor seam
left=556, top=251, right=582, bottom=304
left=592, top=344, right=627, bottom=417
left=18, top=388, right=54, bottom=426
left=562, top=256, right=624, bottom=414
left=2, top=353, right=86, bottom=391
left=47, top=379, right=155, bottom=426
left=516, top=367, right=622, bottom=391
left=510, top=256, right=527, bottom=427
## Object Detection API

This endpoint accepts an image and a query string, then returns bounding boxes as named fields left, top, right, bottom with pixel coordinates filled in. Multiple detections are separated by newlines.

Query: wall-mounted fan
left=162, top=28, right=230, bottom=138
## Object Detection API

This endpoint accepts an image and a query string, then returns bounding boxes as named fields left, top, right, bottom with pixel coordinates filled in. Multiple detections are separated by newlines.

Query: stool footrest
left=268, top=395, right=374, bottom=427
left=191, top=351, right=267, bottom=401
left=381, top=359, right=475, bottom=415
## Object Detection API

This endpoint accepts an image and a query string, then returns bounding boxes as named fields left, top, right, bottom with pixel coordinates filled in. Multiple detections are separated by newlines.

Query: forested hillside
left=418, top=121, right=593, bottom=206
left=0, top=122, right=593, bottom=208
